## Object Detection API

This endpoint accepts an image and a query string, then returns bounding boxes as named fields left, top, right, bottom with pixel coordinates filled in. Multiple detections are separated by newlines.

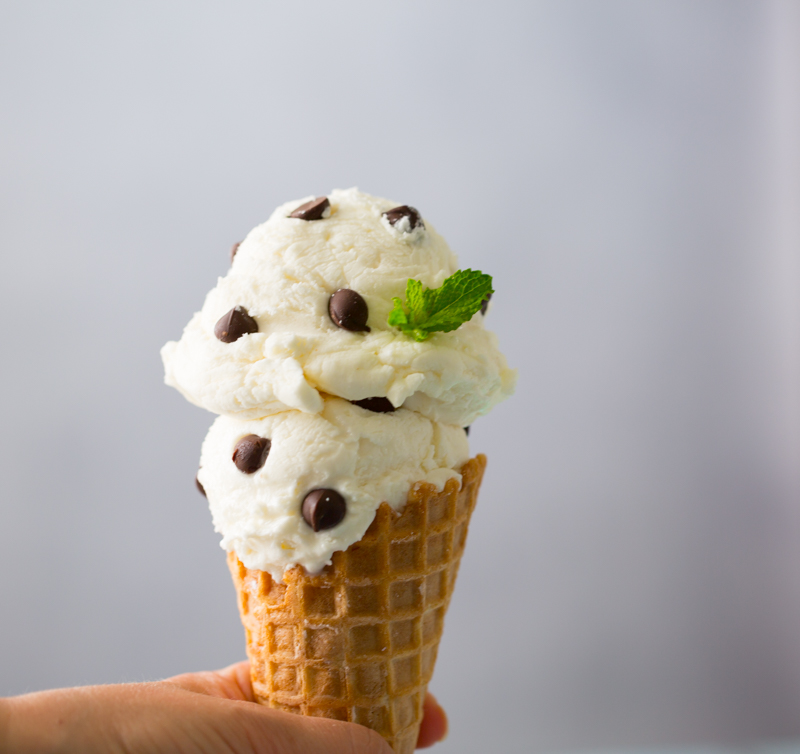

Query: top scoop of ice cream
left=161, top=188, right=516, bottom=426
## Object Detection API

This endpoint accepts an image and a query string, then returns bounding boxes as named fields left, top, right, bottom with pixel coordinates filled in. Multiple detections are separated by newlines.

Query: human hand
left=0, top=660, right=448, bottom=754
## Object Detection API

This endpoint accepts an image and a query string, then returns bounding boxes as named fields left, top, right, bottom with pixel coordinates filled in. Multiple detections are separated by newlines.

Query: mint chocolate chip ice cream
left=163, top=188, right=515, bottom=579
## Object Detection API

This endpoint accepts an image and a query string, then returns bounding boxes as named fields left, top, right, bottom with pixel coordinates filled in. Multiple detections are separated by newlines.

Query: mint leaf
left=405, top=278, right=426, bottom=320
left=387, top=297, right=409, bottom=328
left=387, top=269, right=493, bottom=341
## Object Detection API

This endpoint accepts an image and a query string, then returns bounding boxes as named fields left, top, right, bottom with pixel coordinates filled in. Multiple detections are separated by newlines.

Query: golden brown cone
left=227, top=454, right=486, bottom=754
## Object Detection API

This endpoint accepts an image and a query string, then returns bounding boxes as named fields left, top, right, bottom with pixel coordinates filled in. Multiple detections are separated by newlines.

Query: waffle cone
left=227, top=454, right=486, bottom=753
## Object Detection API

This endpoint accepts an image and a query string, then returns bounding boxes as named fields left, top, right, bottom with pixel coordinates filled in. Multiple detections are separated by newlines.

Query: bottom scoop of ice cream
left=198, top=397, right=469, bottom=581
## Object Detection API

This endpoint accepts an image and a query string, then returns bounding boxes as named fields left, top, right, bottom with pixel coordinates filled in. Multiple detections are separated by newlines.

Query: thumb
left=250, top=710, right=394, bottom=754
left=165, top=660, right=255, bottom=702
left=166, top=662, right=393, bottom=754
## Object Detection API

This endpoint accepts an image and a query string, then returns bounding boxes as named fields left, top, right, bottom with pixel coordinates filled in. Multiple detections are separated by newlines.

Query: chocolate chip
left=289, top=197, right=330, bottom=221
left=214, top=306, right=259, bottom=343
left=329, top=289, right=370, bottom=332
left=383, top=205, right=424, bottom=231
left=480, top=292, right=492, bottom=316
left=464, top=426, right=470, bottom=436
left=351, top=397, right=396, bottom=413
left=232, top=434, right=271, bottom=474
left=195, top=474, right=207, bottom=497
left=301, top=489, right=347, bottom=531
left=230, top=242, right=241, bottom=263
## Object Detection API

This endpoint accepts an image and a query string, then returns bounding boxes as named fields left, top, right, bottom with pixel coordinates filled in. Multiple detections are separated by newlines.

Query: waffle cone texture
left=227, top=454, right=486, bottom=754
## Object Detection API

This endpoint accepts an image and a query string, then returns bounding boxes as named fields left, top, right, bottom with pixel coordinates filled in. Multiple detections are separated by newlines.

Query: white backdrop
left=1, top=2, right=799, bottom=751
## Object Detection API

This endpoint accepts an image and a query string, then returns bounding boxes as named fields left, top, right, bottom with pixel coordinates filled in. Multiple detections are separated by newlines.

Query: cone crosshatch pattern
left=227, top=455, right=486, bottom=754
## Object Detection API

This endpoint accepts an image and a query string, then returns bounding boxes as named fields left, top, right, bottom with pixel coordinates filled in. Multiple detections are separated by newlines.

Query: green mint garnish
left=387, top=269, right=493, bottom=342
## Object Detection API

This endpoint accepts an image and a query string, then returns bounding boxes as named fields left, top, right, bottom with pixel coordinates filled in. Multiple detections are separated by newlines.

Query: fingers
left=417, top=692, right=448, bottom=748
left=164, top=660, right=254, bottom=702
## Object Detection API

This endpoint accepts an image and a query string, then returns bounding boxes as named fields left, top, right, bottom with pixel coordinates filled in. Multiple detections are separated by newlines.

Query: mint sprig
left=387, top=269, right=493, bottom=342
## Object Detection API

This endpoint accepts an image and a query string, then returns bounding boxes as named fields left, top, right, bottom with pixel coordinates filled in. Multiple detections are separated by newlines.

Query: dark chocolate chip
left=232, top=434, right=271, bottom=474
left=214, top=306, right=259, bottom=343
left=195, top=474, right=207, bottom=497
left=464, top=426, right=470, bottom=436
left=351, top=397, right=396, bottom=413
left=480, top=292, right=492, bottom=316
left=230, top=242, right=241, bottom=264
left=289, top=196, right=330, bottom=221
left=301, top=489, right=347, bottom=532
left=383, top=205, right=424, bottom=231
left=329, top=289, right=370, bottom=332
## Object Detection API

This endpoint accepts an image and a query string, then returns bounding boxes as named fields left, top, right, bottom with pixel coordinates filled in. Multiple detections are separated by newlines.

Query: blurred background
left=1, top=1, right=799, bottom=751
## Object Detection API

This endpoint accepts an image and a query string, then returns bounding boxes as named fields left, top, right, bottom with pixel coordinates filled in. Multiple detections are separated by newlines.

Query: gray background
left=1, top=1, right=799, bottom=751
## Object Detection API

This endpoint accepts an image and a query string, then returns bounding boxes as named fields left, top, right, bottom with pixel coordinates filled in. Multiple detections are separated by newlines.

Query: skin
left=0, top=661, right=447, bottom=754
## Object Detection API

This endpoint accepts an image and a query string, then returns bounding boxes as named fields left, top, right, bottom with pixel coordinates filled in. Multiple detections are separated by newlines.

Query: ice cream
left=162, top=187, right=515, bottom=428
left=162, top=188, right=515, bottom=752
left=199, top=397, right=469, bottom=580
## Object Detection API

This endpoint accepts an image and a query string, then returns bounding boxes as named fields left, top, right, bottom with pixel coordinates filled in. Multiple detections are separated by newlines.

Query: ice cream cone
left=227, top=454, right=486, bottom=754
left=164, top=189, right=515, bottom=750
